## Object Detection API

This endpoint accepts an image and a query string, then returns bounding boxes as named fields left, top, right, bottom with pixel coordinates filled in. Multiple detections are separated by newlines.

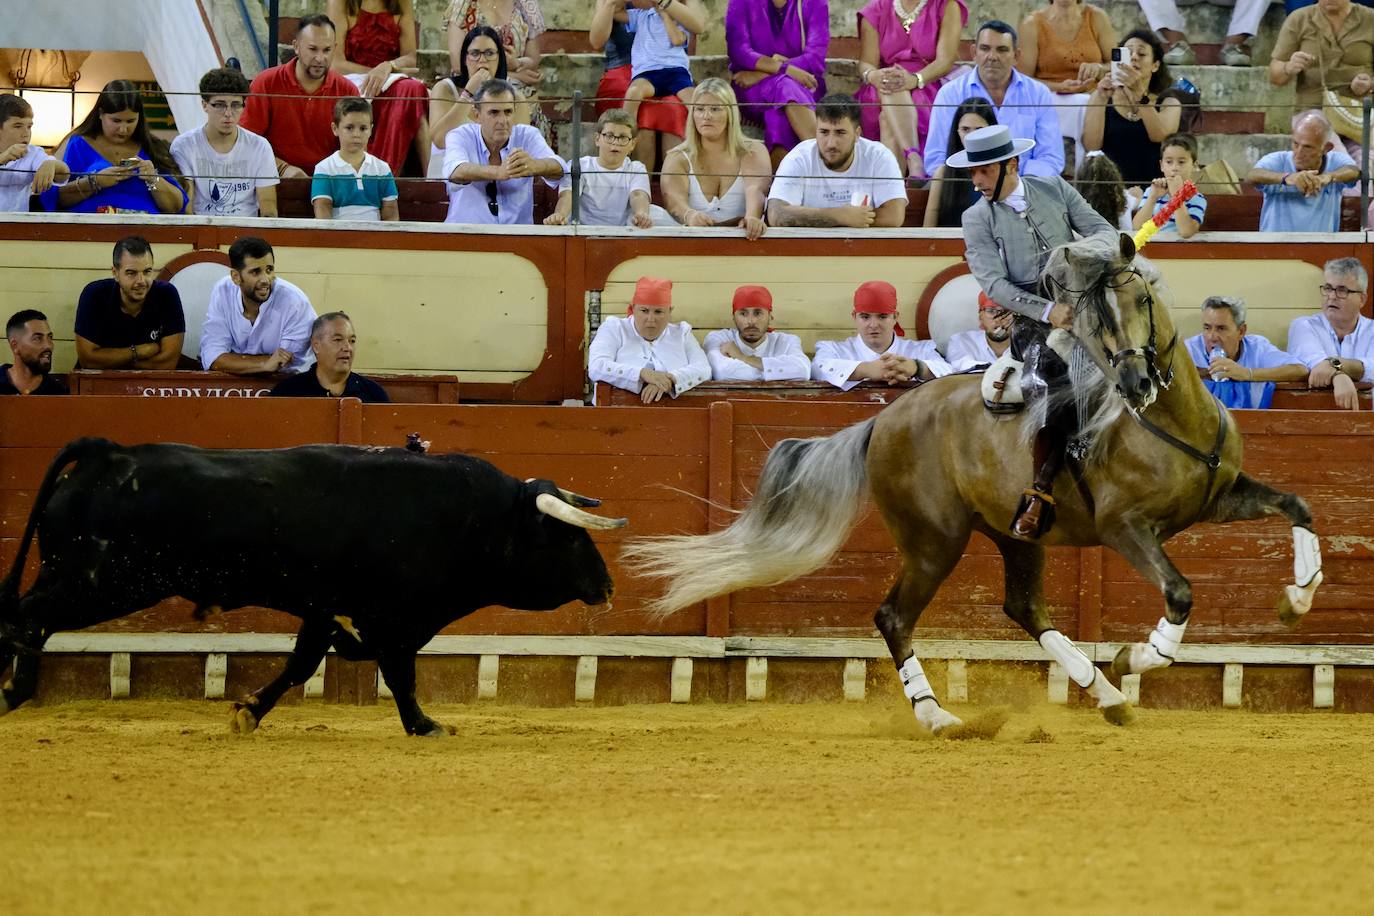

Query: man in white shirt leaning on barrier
left=703, top=285, right=810, bottom=382
left=588, top=276, right=710, bottom=404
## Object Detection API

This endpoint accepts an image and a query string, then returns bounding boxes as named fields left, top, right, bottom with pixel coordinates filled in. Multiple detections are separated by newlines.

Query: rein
left=1125, top=396, right=1228, bottom=499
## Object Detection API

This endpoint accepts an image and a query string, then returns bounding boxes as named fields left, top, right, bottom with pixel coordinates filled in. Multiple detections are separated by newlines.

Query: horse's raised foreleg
left=992, top=534, right=1134, bottom=725
left=876, top=563, right=966, bottom=736
left=1104, top=524, right=1192, bottom=679
left=1206, top=472, right=1322, bottom=626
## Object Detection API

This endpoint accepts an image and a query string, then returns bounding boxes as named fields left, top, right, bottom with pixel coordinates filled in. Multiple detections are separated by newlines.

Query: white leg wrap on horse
left=899, top=655, right=935, bottom=703
left=1084, top=669, right=1128, bottom=709
left=1293, top=526, right=1322, bottom=588
left=1038, top=630, right=1097, bottom=689
left=1129, top=617, right=1186, bottom=673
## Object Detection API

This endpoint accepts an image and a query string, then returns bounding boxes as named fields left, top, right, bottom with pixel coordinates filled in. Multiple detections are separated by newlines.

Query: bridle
left=1050, top=264, right=1226, bottom=496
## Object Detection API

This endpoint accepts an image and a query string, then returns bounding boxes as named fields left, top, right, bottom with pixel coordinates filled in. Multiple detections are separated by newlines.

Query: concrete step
left=1198, top=131, right=1288, bottom=179
left=272, top=0, right=1287, bottom=61
left=1173, top=64, right=1296, bottom=133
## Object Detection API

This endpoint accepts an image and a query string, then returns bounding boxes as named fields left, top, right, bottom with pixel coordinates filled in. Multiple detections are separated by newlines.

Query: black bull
left=0, top=438, right=624, bottom=736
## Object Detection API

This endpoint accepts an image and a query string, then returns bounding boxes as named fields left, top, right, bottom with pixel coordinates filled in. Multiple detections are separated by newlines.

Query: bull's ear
left=1118, top=232, right=1136, bottom=262
left=524, top=477, right=602, bottom=508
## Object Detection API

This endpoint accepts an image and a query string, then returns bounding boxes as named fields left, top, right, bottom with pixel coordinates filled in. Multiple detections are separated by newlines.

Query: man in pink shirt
left=241, top=14, right=360, bottom=178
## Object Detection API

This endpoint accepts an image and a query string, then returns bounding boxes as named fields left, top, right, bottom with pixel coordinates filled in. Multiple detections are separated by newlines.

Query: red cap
left=853, top=280, right=904, bottom=337
left=732, top=285, right=772, bottom=312
left=978, top=291, right=1005, bottom=312
left=628, top=276, right=672, bottom=314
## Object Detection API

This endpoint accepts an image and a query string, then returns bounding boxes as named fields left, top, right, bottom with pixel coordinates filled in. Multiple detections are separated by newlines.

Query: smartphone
left=1110, top=46, right=1129, bottom=82
left=118, top=157, right=140, bottom=168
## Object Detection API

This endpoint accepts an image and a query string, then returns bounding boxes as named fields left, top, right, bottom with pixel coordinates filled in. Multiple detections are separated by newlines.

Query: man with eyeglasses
left=943, top=291, right=1014, bottom=371
left=442, top=79, right=563, bottom=226
left=172, top=68, right=280, bottom=217
left=1287, top=257, right=1373, bottom=411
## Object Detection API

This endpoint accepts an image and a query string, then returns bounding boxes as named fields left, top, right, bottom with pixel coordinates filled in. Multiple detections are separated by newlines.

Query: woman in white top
left=652, top=78, right=772, bottom=240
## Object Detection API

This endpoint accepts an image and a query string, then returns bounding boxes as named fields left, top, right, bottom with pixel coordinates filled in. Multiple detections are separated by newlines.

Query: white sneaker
left=1162, top=40, right=1196, bottom=66
left=1220, top=42, right=1252, bottom=66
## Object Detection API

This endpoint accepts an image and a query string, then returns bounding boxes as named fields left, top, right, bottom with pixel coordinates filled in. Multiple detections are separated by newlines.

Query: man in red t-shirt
left=241, top=14, right=360, bottom=178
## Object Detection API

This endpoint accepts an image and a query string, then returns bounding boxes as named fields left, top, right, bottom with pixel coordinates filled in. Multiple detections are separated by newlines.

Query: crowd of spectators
left=0, top=0, right=1366, bottom=233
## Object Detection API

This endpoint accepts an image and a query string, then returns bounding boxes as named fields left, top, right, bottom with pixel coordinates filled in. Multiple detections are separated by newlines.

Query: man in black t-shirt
left=1, top=309, right=69, bottom=395
left=74, top=236, right=186, bottom=370
left=269, top=311, right=389, bottom=402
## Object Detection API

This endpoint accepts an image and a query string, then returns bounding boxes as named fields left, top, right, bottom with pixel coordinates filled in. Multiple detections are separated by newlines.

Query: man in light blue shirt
left=442, top=79, right=563, bottom=225
left=1183, top=295, right=1306, bottom=409
left=1245, top=112, right=1359, bottom=233
left=924, top=21, right=1064, bottom=180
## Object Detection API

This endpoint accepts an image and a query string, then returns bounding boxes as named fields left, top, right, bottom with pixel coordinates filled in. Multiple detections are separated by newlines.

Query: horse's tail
left=622, top=417, right=877, bottom=618
left=0, top=437, right=114, bottom=618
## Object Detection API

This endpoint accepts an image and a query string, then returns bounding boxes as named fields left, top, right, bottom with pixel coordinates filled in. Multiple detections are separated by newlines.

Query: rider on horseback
left=955, top=125, right=1119, bottom=539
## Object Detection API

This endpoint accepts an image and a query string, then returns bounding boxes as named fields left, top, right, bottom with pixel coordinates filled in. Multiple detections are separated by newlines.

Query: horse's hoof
left=229, top=703, right=259, bottom=735
left=1100, top=702, right=1135, bottom=727
left=1277, top=571, right=1321, bottom=627
left=413, top=721, right=454, bottom=738
left=938, top=708, right=1009, bottom=741
left=1109, top=645, right=1133, bottom=678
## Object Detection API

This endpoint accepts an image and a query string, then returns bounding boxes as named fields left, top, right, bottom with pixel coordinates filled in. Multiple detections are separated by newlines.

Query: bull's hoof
left=0, top=693, right=9, bottom=717
left=229, top=703, right=259, bottom=735
left=1109, top=645, right=1133, bottom=678
left=1101, top=702, right=1136, bottom=727
left=411, top=719, right=456, bottom=738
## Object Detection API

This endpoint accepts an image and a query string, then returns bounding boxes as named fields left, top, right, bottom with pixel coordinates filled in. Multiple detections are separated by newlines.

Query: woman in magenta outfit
left=328, top=0, right=430, bottom=175
left=726, top=0, right=829, bottom=167
left=855, top=0, right=966, bottom=180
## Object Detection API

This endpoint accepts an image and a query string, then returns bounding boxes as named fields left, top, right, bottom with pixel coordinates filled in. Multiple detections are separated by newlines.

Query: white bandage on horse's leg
left=1038, top=630, right=1096, bottom=689
left=1083, top=668, right=1128, bottom=709
left=899, top=655, right=935, bottom=703
left=1293, top=526, right=1322, bottom=588
left=1127, top=617, right=1186, bottom=673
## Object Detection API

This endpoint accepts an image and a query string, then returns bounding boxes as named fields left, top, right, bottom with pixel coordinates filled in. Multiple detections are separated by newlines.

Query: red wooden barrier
left=0, top=397, right=1370, bottom=646
left=71, top=370, right=460, bottom=404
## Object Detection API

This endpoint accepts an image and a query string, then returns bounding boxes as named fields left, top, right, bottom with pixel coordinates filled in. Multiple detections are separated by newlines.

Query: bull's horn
left=523, top=478, right=602, bottom=508
left=535, top=493, right=627, bottom=530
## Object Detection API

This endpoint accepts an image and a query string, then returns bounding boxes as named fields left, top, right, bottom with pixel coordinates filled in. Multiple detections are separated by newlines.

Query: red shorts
left=596, top=64, right=687, bottom=138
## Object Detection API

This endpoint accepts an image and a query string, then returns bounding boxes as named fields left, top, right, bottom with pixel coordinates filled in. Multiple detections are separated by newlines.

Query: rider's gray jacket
left=962, top=174, right=1119, bottom=323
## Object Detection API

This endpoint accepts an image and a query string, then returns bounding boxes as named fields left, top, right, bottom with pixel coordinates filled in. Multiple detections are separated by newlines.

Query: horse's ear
left=1118, top=232, right=1137, bottom=261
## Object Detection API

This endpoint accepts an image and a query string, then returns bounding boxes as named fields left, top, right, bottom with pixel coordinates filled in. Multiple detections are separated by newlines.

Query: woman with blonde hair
left=653, top=78, right=772, bottom=240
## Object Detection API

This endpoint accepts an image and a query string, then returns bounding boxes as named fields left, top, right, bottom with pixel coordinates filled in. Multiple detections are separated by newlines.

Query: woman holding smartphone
left=1081, top=29, right=1180, bottom=186
left=43, top=79, right=188, bottom=214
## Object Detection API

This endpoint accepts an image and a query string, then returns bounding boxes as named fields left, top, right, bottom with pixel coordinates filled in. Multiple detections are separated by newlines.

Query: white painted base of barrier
left=39, top=633, right=1371, bottom=710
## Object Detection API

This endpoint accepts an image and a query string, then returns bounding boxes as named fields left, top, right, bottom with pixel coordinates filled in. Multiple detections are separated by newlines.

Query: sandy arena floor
left=0, top=699, right=1370, bottom=915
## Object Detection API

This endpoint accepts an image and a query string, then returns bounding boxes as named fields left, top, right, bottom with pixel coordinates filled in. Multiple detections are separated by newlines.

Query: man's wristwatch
left=130, top=345, right=139, bottom=364
left=1328, top=357, right=1344, bottom=374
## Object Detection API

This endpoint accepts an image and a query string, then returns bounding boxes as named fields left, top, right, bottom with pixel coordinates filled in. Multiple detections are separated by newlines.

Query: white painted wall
left=9, top=0, right=220, bottom=133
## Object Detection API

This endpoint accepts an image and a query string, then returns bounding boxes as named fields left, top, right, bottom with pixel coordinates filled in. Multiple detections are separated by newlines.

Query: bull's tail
left=622, top=417, right=877, bottom=618
left=0, top=437, right=116, bottom=615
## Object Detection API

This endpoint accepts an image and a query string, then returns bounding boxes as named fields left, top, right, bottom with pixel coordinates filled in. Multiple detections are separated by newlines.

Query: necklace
left=893, top=0, right=928, bottom=33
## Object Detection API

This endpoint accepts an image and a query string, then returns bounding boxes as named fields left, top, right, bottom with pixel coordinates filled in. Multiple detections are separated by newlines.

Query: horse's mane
left=1021, top=237, right=1170, bottom=463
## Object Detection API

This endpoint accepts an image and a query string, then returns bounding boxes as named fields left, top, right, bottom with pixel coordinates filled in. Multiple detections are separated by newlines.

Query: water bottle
left=1209, top=346, right=1226, bottom=381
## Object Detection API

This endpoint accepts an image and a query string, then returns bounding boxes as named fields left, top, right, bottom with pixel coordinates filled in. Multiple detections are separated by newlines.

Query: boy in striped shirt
left=311, top=98, right=399, bottom=221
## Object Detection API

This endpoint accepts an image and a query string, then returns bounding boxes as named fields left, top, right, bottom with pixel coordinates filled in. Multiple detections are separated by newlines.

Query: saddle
left=981, top=350, right=1024, bottom=414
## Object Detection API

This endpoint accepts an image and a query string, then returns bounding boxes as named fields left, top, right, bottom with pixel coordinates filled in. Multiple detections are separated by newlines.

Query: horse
left=623, top=234, right=1324, bottom=735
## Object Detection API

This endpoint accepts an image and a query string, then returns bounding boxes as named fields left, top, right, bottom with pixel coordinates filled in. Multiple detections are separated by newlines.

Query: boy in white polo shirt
left=545, top=109, right=651, bottom=228
left=0, top=95, right=69, bottom=212
left=311, top=98, right=399, bottom=221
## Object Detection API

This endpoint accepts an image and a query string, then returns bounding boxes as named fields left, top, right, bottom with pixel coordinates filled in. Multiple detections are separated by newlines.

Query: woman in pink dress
left=328, top=0, right=430, bottom=175
left=855, top=0, right=967, bottom=180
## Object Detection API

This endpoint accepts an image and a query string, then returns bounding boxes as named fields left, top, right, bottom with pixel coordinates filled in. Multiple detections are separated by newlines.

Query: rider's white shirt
left=811, top=334, right=954, bottom=391
left=703, top=328, right=810, bottom=382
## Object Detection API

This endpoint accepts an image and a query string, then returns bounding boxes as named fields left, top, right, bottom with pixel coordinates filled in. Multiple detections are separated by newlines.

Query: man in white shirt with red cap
left=944, top=291, right=1014, bottom=371
left=588, top=276, right=711, bottom=404
left=703, top=285, right=810, bottom=382
left=812, top=280, right=954, bottom=391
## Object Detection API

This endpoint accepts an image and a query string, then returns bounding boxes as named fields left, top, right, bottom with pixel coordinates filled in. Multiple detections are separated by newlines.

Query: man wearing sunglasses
left=442, top=79, right=563, bottom=225
left=171, top=68, right=279, bottom=217
left=1286, top=257, right=1373, bottom=411
left=944, top=291, right=1015, bottom=371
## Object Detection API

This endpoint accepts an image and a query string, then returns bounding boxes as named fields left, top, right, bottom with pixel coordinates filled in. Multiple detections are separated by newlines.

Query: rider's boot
left=1011, top=426, right=1065, bottom=539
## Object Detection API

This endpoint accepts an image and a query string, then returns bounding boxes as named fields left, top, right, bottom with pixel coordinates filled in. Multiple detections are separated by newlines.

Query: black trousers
left=1011, top=315, right=1075, bottom=434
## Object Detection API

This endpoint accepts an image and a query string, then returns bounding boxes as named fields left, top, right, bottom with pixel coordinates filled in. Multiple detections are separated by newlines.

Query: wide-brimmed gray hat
left=946, top=125, right=1035, bottom=169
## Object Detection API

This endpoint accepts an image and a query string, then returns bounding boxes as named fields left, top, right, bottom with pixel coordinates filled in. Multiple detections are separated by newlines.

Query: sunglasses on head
left=486, top=180, right=498, bottom=217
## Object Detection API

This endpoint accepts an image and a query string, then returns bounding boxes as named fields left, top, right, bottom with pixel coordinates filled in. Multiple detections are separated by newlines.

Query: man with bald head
left=1246, top=112, right=1359, bottom=233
